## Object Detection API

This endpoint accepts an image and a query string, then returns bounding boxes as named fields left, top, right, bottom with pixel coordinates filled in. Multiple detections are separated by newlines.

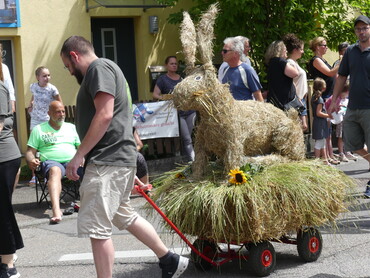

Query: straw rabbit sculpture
left=171, top=4, right=305, bottom=178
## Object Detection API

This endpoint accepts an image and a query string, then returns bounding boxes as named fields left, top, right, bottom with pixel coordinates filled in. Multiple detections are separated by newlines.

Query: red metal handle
left=135, top=185, right=219, bottom=266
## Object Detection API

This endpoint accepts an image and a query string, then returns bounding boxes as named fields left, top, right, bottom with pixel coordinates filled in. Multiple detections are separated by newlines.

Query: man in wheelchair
left=25, top=101, right=81, bottom=224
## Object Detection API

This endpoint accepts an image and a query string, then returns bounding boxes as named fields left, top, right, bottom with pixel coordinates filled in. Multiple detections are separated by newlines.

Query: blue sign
left=0, top=0, right=20, bottom=27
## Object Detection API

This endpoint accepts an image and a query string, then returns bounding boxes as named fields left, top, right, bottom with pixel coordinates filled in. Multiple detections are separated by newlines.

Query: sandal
left=63, top=207, right=74, bottom=216
left=323, top=161, right=334, bottom=167
left=328, top=158, right=340, bottom=165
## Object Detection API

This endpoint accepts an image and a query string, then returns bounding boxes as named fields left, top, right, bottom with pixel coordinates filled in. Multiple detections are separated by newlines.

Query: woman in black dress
left=265, top=40, right=298, bottom=109
left=308, top=37, right=339, bottom=99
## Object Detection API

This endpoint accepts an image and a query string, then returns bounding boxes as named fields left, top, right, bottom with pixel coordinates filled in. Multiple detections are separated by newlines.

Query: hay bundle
left=172, top=4, right=305, bottom=178
left=151, top=160, right=355, bottom=243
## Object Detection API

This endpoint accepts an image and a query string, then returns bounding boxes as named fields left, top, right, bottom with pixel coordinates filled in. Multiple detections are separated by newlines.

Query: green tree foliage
left=159, top=0, right=370, bottom=85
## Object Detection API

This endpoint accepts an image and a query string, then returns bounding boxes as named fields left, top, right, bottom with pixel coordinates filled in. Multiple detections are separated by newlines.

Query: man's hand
left=28, top=157, right=40, bottom=171
left=327, top=101, right=337, bottom=117
left=66, top=152, right=84, bottom=181
left=131, top=176, right=152, bottom=195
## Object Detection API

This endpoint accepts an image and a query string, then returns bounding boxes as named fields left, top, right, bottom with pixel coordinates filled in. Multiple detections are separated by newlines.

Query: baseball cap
left=354, top=15, right=370, bottom=26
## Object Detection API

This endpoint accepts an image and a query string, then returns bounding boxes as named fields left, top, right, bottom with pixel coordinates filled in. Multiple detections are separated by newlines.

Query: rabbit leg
left=192, top=139, right=209, bottom=178
left=223, top=140, right=244, bottom=172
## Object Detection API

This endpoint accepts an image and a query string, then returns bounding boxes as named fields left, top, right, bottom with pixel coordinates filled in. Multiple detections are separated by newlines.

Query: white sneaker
left=345, top=152, right=357, bottom=161
left=339, top=153, right=349, bottom=162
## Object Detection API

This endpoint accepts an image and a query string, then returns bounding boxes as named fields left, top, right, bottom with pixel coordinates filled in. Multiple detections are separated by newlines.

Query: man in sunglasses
left=220, top=36, right=264, bottom=101
left=328, top=15, right=370, bottom=198
left=218, top=36, right=251, bottom=81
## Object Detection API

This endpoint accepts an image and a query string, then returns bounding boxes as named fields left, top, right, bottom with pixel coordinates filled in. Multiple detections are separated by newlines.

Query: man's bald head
left=49, top=100, right=64, bottom=112
left=48, top=101, right=65, bottom=128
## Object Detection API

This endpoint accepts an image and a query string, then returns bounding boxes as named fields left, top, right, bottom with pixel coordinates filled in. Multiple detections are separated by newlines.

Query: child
left=311, top=78, right=331, bottom=165
left=333, top=82, right=356, bottom=162
left=28, top=66, right=62, bottom=130
left=27, top=66, right=62, bottom=185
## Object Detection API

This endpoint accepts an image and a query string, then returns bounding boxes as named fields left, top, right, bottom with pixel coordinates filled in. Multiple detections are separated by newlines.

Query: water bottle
left=35, top=152, right=41, bottom=172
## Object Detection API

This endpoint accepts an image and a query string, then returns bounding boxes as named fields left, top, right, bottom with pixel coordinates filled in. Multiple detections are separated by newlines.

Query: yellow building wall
left=6, top=0, right=191, bottom=154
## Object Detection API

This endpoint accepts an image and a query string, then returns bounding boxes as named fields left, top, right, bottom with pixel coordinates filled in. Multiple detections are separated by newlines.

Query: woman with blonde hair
left=265, top=40, right=298, bottom=109
left=308, top=37, right=339, bottom=99
left=309, top=37, right=340, bottom=165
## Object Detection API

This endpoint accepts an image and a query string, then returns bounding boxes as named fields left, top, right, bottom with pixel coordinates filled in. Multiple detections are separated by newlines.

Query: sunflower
left=228, top=169, right=248, bottom=185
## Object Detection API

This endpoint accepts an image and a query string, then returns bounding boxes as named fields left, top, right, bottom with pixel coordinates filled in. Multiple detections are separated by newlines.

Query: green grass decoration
left=150, top=160, right=355, bottom=244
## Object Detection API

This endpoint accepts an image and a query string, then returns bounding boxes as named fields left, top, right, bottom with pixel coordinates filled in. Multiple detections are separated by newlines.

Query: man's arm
left=25, top=146, right=40, bottom=171
left=252, top=90, right=264, bottom=102
left=328, top=75, right=347, bottom=115
left=66, top=91, right=114, bottom=180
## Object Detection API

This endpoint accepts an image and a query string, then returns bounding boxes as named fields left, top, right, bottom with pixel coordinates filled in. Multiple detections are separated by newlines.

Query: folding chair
left=35, top=170, right=80, bottom=207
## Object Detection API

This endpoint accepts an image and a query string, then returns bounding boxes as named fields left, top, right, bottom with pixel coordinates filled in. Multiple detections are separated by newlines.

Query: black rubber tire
left=248, top=241, right=276, bottom=277
left=190, top=239, right=217, bottom=271
left=297, top=228, right=323, bottom=262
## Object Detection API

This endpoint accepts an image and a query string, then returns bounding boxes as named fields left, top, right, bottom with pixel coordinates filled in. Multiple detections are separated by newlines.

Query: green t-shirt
left=27, top=121, right=80, bottom=163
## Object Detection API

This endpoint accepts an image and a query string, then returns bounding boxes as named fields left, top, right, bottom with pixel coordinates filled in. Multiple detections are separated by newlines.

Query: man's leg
left=127, top=216, right=168, bottom=258
left=355, top=148, right=370, bottom=163
left=47, top=166, right=63, bottom=221
left=127, top=216, right=188, bottom=277
left=91, top=238, right=115, bottom=278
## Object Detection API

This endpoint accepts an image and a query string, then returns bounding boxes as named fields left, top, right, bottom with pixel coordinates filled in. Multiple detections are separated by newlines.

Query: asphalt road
left=11, top=155, right=370, bottom=278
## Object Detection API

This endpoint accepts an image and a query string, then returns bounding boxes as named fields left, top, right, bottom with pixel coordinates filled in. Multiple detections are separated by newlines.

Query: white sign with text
left=133, top=101, right=179, bottom=140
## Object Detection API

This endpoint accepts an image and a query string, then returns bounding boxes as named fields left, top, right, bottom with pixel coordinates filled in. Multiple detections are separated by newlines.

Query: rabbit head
left=172, top=4, right=222, bottom=112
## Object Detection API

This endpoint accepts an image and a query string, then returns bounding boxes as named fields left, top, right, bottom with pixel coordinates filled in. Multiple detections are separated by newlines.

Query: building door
left=0, top=39, right=15, bottom=85
left=91, top=18, right=138, bottom=100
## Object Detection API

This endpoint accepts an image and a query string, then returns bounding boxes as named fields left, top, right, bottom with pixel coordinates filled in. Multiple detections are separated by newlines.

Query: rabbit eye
left=194, top=76, right=203, bottom=81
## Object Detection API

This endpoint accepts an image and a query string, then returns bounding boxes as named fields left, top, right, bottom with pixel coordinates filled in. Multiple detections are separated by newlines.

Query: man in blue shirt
left=221, top=37, right=263, bottom=101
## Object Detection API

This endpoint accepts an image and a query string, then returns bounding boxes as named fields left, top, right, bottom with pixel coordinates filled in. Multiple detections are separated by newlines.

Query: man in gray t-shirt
left=60, top=36, right=188, bottom=278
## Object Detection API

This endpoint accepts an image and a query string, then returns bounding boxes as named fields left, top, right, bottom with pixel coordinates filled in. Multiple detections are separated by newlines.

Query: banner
left=133, top=101, right=179, bottom=140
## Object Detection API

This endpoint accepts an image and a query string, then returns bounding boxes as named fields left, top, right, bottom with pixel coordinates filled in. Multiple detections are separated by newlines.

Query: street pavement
left=11, top=154, right=370, bottom=278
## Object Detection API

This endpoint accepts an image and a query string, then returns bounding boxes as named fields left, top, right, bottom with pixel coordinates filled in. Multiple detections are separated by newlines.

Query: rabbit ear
left=180, top=11, right=197, bottom=72
left=196, top=3, right=219, bottom=66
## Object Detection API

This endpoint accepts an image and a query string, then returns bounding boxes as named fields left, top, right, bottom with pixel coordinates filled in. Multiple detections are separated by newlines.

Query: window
left=101, top=28, right=117, bottom=63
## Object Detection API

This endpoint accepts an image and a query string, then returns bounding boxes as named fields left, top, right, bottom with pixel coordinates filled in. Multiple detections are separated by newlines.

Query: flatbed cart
left=137, top=186, right=323, bottom=277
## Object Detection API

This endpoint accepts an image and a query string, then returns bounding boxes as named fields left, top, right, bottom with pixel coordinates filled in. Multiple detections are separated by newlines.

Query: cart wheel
left=248, top=241, right=276, bottom=277
left=191, top=239, right=217, bottom=271
left=297, top=228, right=323, bottom=262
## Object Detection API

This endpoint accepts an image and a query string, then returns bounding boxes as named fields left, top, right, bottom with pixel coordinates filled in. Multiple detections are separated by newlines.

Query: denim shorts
left=77, top=164, right=138, bottom=239
left=41, top=160, right=67, bottom=178
left=41, top=160, right=83, bottom=179
left=299, top=98, right=308, bottom=116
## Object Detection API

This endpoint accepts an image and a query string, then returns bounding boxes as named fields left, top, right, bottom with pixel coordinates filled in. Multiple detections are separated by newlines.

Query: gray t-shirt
left=76, top=58, right=136, bottom=167
left=0, top=81, right=21, bottom=163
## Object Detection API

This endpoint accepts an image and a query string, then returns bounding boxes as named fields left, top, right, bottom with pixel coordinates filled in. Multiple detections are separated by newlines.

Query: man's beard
left=70, top=59, right=84, bottom=85
left=55, top=118, right=65, bottom=126
left=74, top=68, right=84, bottom=85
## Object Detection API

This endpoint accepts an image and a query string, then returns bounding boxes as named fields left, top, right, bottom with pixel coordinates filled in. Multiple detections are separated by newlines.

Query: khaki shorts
left=343, top=108, right=370, bottom=152
left=77, top=164, right=138, bottom=239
